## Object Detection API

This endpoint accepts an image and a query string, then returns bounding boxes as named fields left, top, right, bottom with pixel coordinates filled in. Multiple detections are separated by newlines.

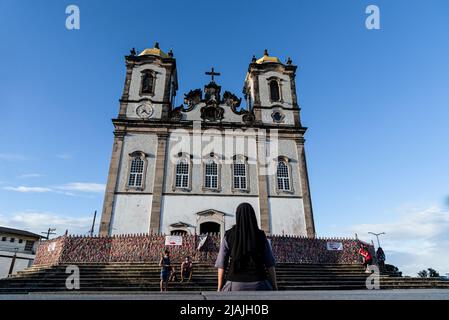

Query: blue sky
left=1, top=0, right=449, bottom=276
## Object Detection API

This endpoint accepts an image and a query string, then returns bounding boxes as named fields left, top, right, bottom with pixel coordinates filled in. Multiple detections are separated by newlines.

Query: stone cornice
left=111, top=118, right=307, bottom=134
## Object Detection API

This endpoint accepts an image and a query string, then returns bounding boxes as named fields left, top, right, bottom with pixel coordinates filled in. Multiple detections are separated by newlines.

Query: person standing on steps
left=159, top=250, right=171, bottom=291
left=215, top=202, right=278, bottom=291
left=358, top=244, right=373, bottom=273
left=376, top=247, right=386, bottom=268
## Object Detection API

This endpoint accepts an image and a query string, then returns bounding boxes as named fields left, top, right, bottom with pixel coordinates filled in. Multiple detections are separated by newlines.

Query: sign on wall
left=165, top=236, right=183, bottom=246
left=326, top=241, right=343, bottom=251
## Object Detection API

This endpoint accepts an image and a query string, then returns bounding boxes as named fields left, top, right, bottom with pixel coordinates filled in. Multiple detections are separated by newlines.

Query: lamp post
left=368, top=232, right=385, bottom=248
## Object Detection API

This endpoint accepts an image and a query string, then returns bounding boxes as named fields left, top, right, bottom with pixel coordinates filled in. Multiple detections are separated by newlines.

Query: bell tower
left=243, top=50, right=301, bottom=127
left=118, top=42, right=178, bottom=121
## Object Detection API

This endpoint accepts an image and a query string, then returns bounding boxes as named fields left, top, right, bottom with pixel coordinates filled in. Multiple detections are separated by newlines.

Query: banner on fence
left=165, top=235, right=183, bottom=246
left=326, top=241, right=343, bottom=251
left=47, top=242, right=56, bottom=252
left=197, top=235, right=208, bottom=250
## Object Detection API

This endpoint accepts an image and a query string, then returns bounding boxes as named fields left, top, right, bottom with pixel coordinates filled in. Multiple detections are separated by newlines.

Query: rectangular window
left=175, top=162, right=189, bottom=188
left=233, top=163, right=247, bottom=190
left=128, top=157, right=144, bottom=188
left=1, top=237, right=6, bottom=241
left=18, top=239, right=23, bottom=244
left=277, top=162, right=291, bottom=191
left=24, top=240, right=35, bottom=252
left=10, top=238, right=15, bottom=243
left=205, top=162, right=218, bottom=189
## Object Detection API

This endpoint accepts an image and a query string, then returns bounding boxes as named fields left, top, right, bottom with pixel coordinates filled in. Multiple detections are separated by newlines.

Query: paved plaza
left=1, top=289, right=448, bottom=300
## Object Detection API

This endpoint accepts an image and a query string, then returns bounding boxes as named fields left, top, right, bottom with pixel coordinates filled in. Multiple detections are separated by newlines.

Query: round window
left=272, top=111, right=284, bottom=123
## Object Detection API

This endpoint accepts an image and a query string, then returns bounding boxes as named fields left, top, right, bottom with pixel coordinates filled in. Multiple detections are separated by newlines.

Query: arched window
left=141, top=71, right=155, bottom=94
left=277, top=160, right=291, bottom=191
left=175, top=158, right=190, bottom=188
left=204, top=158, right=218, bottom=189
left=127, top=152, right=147, bottom=189
left=269, top=80, right=280, bottom=102
left=233, top=155, right=248, bottom=191
left=171, top=230, right=188, bottom=236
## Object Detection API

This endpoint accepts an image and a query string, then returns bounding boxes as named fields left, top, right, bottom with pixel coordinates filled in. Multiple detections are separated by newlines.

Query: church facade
left=99, top=43, right=316, bottom=238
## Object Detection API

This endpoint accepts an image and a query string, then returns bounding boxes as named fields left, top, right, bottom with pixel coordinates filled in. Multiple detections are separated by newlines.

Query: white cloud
left=18, top=173, right=43, bottom=179
left=348, top=206, right=449, bottom=276
left=0, top=153, right=27, bottom=161
left=56, top=153, right=72, bottom=160
left=56, top=183, right=105, bottom=193
left=0, top=211, right=92, bottom=236
left=3, top=182, right=105, bottom=195
left=3, top=186, right=52, bottom=193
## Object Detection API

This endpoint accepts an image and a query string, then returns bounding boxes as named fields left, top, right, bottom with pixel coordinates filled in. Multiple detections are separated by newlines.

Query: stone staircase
left=0, top=262, right=448, bottom=293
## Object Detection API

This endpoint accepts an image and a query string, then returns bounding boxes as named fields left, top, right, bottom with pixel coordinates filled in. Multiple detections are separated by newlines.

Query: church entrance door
left=199, top=222, right=220, bottom=235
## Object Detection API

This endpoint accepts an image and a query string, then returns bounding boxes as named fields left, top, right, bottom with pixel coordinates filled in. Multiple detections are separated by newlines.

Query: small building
left=0, top=226, right=41, bottom=278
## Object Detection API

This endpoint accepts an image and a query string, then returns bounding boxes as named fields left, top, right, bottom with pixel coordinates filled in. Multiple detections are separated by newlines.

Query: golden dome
left=256, top=49, right=281, bottom=64
left=139, top=42, right=170, bottom=58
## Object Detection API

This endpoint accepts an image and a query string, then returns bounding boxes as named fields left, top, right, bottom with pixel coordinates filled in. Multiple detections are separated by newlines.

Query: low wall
left=34, top=234, right=373, bottom=266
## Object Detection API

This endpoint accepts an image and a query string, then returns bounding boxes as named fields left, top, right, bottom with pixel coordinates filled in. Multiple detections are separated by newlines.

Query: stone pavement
left=1, top=289, right=448, bottom=300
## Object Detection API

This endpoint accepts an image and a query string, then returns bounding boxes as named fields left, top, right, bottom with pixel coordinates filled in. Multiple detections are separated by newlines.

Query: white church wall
left=110, top=194, right=153, bottom=235
left=116, top=133, right=158, bottom=193
left=258, top=71, right=293, bottom=107
left=160, top=195, right=261, bottom=234
left=164, top=132, right=260, bottom=195
left=269, top=197, right=307, bottom=236
left=267, top=139, right=302, bottom=197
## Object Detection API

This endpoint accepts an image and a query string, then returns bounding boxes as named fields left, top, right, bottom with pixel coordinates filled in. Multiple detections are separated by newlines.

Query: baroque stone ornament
left=169, top=106, right=183, bottom=121
left=242, top=112, right=255, bottom=125
left=222, top=91, right=242, bottom=111
left=200, top=100, right=225, bottom=122
left=183, top=89, right=202, bottom=111
left=136, top=103, right=154, bottom=119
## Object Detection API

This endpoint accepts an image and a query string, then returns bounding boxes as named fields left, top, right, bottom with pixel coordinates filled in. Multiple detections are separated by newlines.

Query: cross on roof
left=205, top=67, right=221, bottom=83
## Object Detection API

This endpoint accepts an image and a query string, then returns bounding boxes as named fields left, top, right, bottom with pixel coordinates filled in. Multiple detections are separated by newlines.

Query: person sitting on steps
left=180, top=256, right=193, bottom=283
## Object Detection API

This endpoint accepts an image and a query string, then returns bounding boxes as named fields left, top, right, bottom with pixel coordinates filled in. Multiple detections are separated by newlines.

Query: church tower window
left=269, top=80, right=280, bottom=102
left=276, top=158, right=292, bottom=192
left=140, top=71, right=155, bottom=95
left=127, top=152, right=147, bottom=189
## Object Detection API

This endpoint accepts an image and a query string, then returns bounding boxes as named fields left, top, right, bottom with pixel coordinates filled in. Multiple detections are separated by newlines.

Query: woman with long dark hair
left=215, top=203, right=278, bottom=291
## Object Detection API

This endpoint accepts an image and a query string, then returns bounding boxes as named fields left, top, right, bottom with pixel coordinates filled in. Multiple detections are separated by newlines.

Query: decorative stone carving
left=204, top=82, right=221, bottom=102
left=222, top=91, right=242, bottom=111
left=183, top=89, right=202, bottom=111
left=242, top=112, right=255, bottom=125
left=169, top=106, right=183, bottom=121
left=200, top=101, right=224, bottom=122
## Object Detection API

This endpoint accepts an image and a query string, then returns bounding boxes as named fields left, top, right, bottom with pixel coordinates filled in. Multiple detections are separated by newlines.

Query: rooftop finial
left=264, top=49, right=269, bottom=56
left=252, top=55, right=256, bottom=63
left=168, top=49, right=173, bottom=57
left=154, top=42, right=160, bottom=49
left=287, top=57, right=292, bottom=65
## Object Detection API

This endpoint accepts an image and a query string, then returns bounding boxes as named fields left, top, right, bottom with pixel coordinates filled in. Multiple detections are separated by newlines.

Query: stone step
left=3, top=262, right=448, bottom=293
